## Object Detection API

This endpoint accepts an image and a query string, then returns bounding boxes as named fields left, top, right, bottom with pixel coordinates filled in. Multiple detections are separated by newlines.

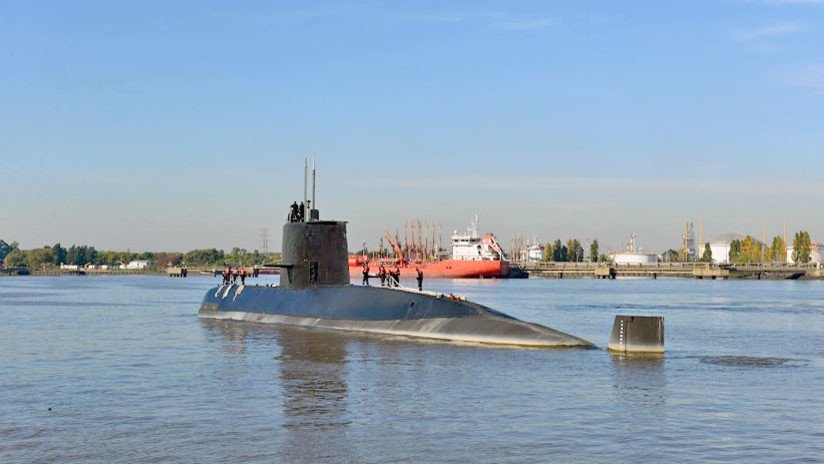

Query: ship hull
left=199, top=284, right=591, bottom=348
left=349, top=259, right=510, bottom=278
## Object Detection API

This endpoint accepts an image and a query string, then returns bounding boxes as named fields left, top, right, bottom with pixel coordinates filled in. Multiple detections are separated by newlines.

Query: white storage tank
left=609, top=234, right=658, bottom=264
left=611, top=253, right=658, bottom=265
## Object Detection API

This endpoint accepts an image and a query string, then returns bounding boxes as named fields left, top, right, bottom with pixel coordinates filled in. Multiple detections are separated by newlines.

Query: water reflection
left=203, top=320, right=355, bottom=462
left=275, top=327, right=350, bottom=429
left=609, top=354, right=667, bottom=408
left=276, top=327, right=355, bottom=463
left=203, top=319, right=249, bottom=355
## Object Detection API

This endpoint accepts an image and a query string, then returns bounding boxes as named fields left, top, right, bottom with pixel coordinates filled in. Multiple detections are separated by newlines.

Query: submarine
left=198, top=160, right=592, bottom=348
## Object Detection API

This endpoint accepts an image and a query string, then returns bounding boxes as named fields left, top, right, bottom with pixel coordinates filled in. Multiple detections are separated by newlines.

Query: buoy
left=608, top=315, right=664, bottom=354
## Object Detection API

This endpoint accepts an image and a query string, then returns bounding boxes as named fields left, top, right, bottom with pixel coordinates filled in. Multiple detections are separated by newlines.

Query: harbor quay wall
left=519, top=262, right=819, bottom=280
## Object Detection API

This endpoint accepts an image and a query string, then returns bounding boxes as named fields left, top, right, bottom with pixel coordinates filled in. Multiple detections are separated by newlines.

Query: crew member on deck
left=416, top=267, right=424, bottom=291
left=231, top=267, right=239, bottom=284
left=240, top=267, right=247, bottom=285
left=298, top=202, right=305, bottom=222
left=378, top=264, right=387, bottom=286
left=289, top=202, right=298, bottom=222
left=222, top=266, right=230, bottom=285
left=392, top=264, right=401, bottom=287
left=362, top=262, right=370, bottom=286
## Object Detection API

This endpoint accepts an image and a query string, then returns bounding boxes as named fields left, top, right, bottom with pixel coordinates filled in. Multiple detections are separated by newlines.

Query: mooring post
left=608, top=315, right=664, bottom=354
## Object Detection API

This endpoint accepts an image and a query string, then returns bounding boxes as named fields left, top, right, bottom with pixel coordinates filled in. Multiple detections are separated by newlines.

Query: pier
left=1, top=267, right=30, bottom=276
left=519, top=262, right=815, bottom=280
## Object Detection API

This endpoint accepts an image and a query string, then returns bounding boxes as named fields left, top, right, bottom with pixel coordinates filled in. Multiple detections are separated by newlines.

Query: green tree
left=154, top=252, right=183, bottom=267
left=765, top=236, right=786, bottom=263
left=552, top=239, right=566, bottom=262
left=66, top=245, right=84, bottom=266
left=26, top=247, right=56, bottom=269
left=184, top=248, right=226, bottom=266
left=728, top=239, right=742, bottom=262
left=86, top=246, right=99, bottom=265
left=1, top=240, right=19, bottom=262
left=737, top=236, right=763, bottom=263
left=566, top=239, right=584, bottom=262
left=51, top=243, right=67, bottom=265
left=3, top=248, right=27, bottom=267
left=558, top=245, right=568, bottom=262
left=792, top=231, right=812, bottom=264
left=98, top=250, right=123, bottom=266
left=701, top=242, right=712, bottom=262
left=661, top=249, right=679, bottom=262
left=543, top=243, right=553, bottom=262
left=589, top=239, right=599, bottom=263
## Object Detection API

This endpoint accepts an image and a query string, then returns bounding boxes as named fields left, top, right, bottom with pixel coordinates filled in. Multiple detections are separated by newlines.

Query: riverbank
left=520, top=262, right=823, bottom=280
left=3, top=267, right=823, bottom=280
left=0, top=267, right=219, bottom=277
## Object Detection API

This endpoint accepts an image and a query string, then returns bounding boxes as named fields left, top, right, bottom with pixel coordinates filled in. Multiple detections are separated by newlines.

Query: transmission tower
left=259, top=228, right=270, bottom=254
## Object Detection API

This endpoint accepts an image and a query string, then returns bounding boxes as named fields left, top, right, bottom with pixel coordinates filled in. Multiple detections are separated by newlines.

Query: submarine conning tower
left=280, top=220, right=350, bottom=289
left=279, top=156, right=350, bottom=289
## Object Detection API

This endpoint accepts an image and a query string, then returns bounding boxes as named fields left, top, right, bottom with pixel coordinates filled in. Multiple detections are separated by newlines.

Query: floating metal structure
left=198, top=159, right=592, bottom=348
left=607, top=315, right=665, bottom=354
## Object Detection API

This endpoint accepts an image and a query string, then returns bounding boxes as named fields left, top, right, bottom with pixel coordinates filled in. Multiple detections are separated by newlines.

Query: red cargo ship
left=349, top=216, right=510, bottom=278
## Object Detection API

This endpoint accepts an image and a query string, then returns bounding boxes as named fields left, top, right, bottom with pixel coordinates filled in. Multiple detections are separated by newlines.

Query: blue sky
left=2, top=0, right=823, bottom=253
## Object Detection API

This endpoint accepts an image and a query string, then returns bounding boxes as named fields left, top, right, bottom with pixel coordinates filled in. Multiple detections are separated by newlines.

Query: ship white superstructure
left=451, top=216, right=505, bottom=261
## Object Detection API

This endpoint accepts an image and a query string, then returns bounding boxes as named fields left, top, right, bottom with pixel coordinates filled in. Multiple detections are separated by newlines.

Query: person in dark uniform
left=298, top=202, right=305, bottom=222
left=222, top=266, right=230, bottom=285
left=240, top=267, right=247, bottom=285
left=378, top=264, right=386, bottom=287
left=231, top=267, right=239, bottom=284
left=362, top=262, right=370, bottom=286
left=416, top=267, right=423, bottom=291
left=289, top=202, right=298, bottom=222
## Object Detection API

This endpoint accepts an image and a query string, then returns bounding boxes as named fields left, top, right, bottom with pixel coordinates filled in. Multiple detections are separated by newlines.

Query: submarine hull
left=199, top=284, right=592, bottom=348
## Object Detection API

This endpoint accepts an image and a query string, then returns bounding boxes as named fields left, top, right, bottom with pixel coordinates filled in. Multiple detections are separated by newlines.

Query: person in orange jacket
left=378, top=264, right=387, bottom=286
left=362, top=262, right=370, bottom=286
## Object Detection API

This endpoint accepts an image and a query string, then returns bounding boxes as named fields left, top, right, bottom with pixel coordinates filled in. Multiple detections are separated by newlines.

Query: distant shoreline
left=2, top=269, right=822, bottom=280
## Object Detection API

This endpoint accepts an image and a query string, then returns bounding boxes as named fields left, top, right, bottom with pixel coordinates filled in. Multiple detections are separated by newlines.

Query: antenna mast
left=312, top=155, right=317, bottom=212
left=303, top=158, right=308, bottom=223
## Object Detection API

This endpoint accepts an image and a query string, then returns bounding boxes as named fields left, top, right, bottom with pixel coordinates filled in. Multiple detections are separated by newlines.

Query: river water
left=1, top=275, right=823, bottom=463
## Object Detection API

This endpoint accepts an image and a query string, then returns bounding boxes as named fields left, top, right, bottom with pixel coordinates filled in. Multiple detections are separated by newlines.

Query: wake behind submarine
left=198, top=161, right=592, bottom=348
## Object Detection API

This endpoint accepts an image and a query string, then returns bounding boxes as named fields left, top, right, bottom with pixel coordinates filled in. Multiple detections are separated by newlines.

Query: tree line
left=540, top=238, right=605, bottom=262
left=0, top=239, right=280, bottom=270
left=660, top=231, right=815, bottom=264
left=721, top=232, right=813, bottom=264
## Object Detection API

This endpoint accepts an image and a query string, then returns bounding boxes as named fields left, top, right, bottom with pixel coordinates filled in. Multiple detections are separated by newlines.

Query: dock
left=519, top=262, right=814, bottom=280
left=0, top=267, right=30, bottom=276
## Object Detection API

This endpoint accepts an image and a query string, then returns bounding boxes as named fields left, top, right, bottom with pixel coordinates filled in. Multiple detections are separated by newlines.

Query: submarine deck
left=199, top=284, right=592, bottom=348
